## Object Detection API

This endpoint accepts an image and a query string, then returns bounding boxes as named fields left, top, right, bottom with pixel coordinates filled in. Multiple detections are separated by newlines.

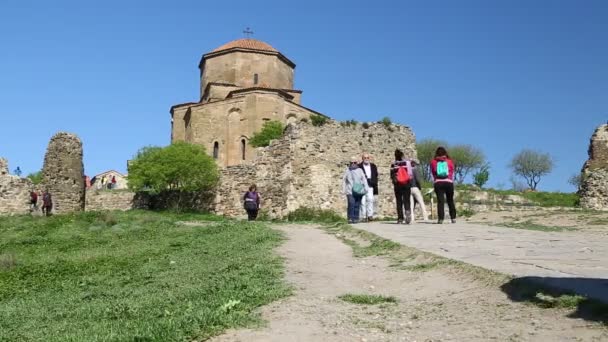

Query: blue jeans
left=347, top=194, right=363, bottom=222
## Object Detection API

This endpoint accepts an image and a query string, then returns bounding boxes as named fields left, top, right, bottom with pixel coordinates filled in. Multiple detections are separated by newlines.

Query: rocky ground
left=210, top=224, right=608, bottom=342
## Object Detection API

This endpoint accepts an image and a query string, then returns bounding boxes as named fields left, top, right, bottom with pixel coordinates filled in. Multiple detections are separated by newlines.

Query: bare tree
left=416, top=138, right=447, bottom=182
left=509, top=149, right=553, bottom=190
left=449, top=144, right=485, bottom=184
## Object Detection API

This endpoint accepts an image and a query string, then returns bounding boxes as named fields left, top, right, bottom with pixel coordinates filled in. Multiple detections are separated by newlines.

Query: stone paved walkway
left=357, top=221, right=608, bottom=302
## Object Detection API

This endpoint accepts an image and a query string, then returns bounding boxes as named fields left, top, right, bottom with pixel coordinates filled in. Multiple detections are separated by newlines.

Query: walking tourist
left=409, top=160, right=429, bottom=222
left=243, top=184, right=261, bottom=221
left=343, top=156, right=369, bottom=224
left=430, top=146, right=456, bottom=224
left=41, top=190, right=53, bottom=216
left=391, top=149, right=412, bottom=224
left=29, top=191, right=38, bottom=212
left=358, top=153, right=378, bottom=222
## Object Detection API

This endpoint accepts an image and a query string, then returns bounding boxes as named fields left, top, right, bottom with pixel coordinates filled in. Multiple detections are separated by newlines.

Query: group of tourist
left=29, top=190, right=53, bottom=216
left=93, top=175, right=117, bottom=190
left=342, top=146, right=456, bottom=224
left=242, top=146, right=456, bottom=224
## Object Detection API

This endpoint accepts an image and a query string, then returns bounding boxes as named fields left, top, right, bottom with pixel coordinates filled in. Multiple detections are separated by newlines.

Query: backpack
left=395, top=165, right=410, bottom=185
left=436, top=160, right=449, bottom=179
left=351, top=171, right=367, bottom=196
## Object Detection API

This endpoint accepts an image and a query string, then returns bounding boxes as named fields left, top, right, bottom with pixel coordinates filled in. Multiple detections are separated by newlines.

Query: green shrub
left=286, top=207, right=344, bottom=223
left=310, top=114, right=329, bottom=127
left=379, top=116, right=392, bottom=127
left=26, top=171, right=43, bottom=185
left=458, top=207, right=475, bottom=217
left=250, top=121, right=285, bottom=147
left=362, top=122, right=370, bottom=129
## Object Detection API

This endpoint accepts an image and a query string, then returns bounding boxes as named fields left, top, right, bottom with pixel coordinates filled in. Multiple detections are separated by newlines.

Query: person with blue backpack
left=390, top=149, right=412, bottom=224
left=342, top=156, right=370, bottom=224
left=430, top=146, right=456, bottom=224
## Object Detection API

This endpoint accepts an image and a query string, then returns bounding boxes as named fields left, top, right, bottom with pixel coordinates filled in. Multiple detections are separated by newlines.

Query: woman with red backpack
left=390, top=149, right=412, bottom=224
left=430, top=146, right=456, bottom=224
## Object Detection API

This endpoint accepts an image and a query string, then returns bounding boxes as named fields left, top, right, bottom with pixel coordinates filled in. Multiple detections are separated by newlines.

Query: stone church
left=170, top=38, right=326, bottom=166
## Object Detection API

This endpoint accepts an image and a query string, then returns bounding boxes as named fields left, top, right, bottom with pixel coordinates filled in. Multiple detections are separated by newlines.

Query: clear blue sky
left=1, top=0, right=606, bottom=192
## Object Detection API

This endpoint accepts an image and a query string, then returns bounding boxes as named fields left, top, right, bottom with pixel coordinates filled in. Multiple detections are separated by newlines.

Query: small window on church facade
left=253, top=73, right=258, bottom=85
left=213, top=142, right=219, bottom=159
left=241, top=139, right=246, bottom=160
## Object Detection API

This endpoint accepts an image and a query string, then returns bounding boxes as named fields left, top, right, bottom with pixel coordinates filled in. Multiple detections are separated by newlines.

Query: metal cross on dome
left=243, top=27, right=254, bottom=38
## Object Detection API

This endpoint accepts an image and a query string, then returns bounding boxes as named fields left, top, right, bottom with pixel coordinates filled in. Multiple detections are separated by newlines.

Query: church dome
left=212, top=38, right=278, bottom=53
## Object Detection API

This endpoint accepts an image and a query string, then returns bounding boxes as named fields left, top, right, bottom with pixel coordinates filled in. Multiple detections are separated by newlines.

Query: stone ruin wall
left=41, top=132, right=85, bottom=214
left=0, top=157, right=34, bottom=215
left=216, top=121, right=417, bottom=218
left=85, top=189, right=138, bottom=211
left=580, top=124, right=608, bottom=211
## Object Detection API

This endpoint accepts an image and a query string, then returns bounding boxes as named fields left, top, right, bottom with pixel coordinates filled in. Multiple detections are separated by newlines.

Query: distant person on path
left=111, top=175, right=117, bottom=189
left=41, top=190, right=53, bottom=216
left=243, top=184, right=261, bottom=221
left=29, top=191, right=38, bottom=211
left=430, top=146, right=456, bottom=224
left=358, top=153, right=378, bottom=222
left=343, top=156, right=369, bottom=224
left=391, top=149, right=412, bottom=224
left=409, top=160, right=429, bottom=222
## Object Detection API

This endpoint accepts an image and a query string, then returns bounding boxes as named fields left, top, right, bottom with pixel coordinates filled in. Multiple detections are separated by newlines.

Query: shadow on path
left=501, top=276, right=608, bottom=325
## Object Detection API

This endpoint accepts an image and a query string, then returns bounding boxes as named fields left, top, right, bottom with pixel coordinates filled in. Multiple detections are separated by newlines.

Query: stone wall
left=41, top=132, right=85, bottom=214
left=580, top=124, right=608, bottom=210
left=85, top=189, right=137, bottom=211
left=215, top=121, right=417, bottom=218
left=0, top=157, right=34, bottom=215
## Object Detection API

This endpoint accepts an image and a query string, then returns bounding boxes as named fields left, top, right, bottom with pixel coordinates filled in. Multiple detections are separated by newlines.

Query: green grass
left=339, top=294, right=397, bottom=305
left=453, top=185, right=579, bottom=208
left=0, top=210, right=290, bottom=341
left=496, top=220, right=576, bottom=232
left=286, top=207, right=345, bottom=223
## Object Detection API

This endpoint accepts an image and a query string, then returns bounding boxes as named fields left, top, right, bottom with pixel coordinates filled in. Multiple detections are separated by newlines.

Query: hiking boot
left=405, top=212, right=412, bottom=224
left=437, top=219, right=443, bottom=224
left=367, top=216, right=374, bottom=222
left=397, top=219, right=403, bottom=224
left=451, top=219, right=456, bottom=224
left=348, top=219, right=354, bottom=224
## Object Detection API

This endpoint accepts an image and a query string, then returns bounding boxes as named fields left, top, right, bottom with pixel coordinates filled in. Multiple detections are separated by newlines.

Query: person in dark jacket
left=390, top=149, right=412, bottom=224
left=430, top=146, right=456, bottom=224
left=358, top=153, right=378, bottom=222
left=243, top=184, right=261, bottom=221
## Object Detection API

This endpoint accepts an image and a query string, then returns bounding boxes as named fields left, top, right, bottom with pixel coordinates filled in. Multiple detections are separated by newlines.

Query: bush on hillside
left=310, top=114, right=329, bottom=127
left=250, top=121, right=285, bottom=147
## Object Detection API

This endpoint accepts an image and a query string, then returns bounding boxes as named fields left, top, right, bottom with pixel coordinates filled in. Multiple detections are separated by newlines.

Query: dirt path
left=210, top=224, right=607, bottom=341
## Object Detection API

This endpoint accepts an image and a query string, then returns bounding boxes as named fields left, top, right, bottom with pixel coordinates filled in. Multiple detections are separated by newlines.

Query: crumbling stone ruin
left=0, top=157, right=33, bottom=215
left=41, top=132, right=85, bottom=214
left=215, top=121, right=417, bottom=218
left=580, top=124, right=608, bottom=211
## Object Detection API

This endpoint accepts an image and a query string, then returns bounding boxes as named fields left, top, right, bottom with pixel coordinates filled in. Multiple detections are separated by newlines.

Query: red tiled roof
left=212, top=39, right=277, bottom=53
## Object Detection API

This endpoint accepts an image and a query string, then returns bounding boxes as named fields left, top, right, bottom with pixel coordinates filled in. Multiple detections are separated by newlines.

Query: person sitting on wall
left=243, top=184, right=261, bottom=221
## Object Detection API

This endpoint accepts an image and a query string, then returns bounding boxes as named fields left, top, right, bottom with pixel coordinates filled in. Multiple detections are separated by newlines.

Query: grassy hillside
left=0, top=211, right=290, bottom=341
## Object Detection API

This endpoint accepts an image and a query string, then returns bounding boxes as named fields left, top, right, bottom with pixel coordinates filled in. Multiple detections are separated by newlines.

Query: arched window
left=213, top=142, right=219, bottom=159
left=241, top=139, right=246, bottom=160
left=253, top=73, right=259, bottom=85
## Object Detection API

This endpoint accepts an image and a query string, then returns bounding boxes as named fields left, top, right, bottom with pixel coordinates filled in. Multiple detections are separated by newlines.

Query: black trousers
left=434, top=182, right=456, bottom=220
left=247, top=209, right=258, bottom=221
left=394, top=184, right=411, bottom=220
